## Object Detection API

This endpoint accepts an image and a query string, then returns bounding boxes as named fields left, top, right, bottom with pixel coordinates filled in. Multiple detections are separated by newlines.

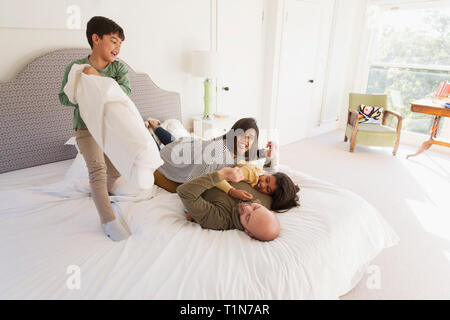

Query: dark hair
left=86, top=16, right=125, bottom=49
left=222, top=117, right=259, bottom=161
left=271, top=172, right=300, bottom=212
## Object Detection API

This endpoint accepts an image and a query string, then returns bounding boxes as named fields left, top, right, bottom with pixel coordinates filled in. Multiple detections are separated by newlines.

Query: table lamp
left=190, top=50, right=220, bottom=120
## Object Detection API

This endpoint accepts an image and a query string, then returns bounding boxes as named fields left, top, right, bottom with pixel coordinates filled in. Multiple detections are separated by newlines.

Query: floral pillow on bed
left=358, top=104, right=383, bottom=124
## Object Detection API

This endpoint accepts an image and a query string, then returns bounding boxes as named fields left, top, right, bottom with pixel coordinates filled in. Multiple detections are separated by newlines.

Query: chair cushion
left=346, top=123, right=397, bottom=147
left=357, top=123, right=395, bottom=133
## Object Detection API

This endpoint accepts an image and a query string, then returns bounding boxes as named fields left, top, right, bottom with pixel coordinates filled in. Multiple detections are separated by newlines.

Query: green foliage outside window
left=366, top=8, right=450, bottom=135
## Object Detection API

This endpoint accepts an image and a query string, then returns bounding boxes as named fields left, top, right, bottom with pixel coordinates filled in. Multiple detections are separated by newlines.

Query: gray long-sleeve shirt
left=157, top=136, right=279, bottom=184
left=157, top=137, right=234, bottom=183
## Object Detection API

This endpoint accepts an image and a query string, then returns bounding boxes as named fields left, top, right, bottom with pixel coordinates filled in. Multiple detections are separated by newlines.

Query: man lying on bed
left=176, top=167, right=280, bottom=241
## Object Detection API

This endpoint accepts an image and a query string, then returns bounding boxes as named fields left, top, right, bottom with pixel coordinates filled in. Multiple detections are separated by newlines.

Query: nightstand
left=192, top=115, right=237, bottom=140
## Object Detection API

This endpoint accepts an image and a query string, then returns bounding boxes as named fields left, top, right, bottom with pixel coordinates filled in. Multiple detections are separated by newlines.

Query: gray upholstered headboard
left=0, top=48, right=181, bottom=173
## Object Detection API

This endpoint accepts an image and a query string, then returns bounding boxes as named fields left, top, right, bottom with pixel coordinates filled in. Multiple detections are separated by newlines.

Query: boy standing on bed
left=58, top=16, right=132, bottom=241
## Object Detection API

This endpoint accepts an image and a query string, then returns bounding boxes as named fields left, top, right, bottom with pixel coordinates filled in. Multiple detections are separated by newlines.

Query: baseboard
left=309, top=120, right=340, bottom=137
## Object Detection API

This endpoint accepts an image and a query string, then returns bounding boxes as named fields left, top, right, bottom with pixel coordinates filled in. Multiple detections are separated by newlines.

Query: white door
left=216, top=0, right=264, bottom=120
left=276, top=0, right=333, bottom=145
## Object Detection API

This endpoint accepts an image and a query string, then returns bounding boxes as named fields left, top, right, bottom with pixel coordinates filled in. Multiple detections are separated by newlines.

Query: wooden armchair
left=344, top=93, right=402, bottom=155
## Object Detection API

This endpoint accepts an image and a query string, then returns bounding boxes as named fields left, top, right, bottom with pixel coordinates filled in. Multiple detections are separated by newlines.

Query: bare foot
left=148, top=119, right=160, bottom=130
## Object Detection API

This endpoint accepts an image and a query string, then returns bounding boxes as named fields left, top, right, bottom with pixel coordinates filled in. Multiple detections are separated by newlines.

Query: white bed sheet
left=0, top=160, right=399, bottom=299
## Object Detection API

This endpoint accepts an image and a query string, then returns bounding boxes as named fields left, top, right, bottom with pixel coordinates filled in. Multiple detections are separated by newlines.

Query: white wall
left=0, top=0, right=211, bottom=130
left=2, top=0, right=409, bottom=144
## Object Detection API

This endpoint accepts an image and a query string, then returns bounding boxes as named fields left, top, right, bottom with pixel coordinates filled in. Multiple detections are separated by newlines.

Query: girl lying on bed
left=215, top=162, right=300, bottom=212
left=185, top=163, right=300, bottom=224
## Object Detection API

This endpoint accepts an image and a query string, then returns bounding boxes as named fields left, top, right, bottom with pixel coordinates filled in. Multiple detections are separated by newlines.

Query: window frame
left=356, top=0, right=450, bottom=144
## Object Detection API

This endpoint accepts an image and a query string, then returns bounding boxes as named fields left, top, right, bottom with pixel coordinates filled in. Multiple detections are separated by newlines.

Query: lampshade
left=190, top=50, right=220, bottom=78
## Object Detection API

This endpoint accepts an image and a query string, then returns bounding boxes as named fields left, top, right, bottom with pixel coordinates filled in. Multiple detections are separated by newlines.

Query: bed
left=0, top=48, right=399, bottom=299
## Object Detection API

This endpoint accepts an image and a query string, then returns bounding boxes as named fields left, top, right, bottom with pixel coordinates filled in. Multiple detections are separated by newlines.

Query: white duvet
left=63, top=64, right=163, bottom=189
left=0, top=160, right=399, bottom=299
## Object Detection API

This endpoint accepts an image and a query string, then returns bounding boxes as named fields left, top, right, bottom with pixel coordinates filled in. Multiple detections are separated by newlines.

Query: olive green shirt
left=58, top=56, right=131, bottom=129
left=176, top=172, right=273, bottom=231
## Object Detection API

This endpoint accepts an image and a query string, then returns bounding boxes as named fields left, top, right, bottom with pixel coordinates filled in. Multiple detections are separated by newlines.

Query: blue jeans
left=152, top=126, right=175, bottom=150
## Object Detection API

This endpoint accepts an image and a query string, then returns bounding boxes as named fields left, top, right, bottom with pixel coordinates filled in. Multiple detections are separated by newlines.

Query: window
left=366, top=5, right=450, bottom=135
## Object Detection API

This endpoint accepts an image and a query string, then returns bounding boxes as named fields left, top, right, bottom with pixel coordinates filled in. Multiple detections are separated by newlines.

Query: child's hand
left=265, top=141, right=279, bottom=159
left=228, top=188, right=253, bottom=201
left=185, top=212, right=197, bottom=223
left=82, top=66, right=101, bottom=76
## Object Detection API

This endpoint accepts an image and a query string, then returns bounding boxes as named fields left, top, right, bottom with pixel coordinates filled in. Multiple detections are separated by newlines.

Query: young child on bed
left=215, top=163, right=300, bottom=212
left=58, top=16, right=132, bottom=241
left=185, top=163, right=300, bottom=223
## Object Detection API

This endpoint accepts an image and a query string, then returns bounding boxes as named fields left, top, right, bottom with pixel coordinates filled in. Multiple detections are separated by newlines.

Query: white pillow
left=65, top=152, right=89, bottom=180
left=63, top=137, right=154, bottom=198
left=64, top=137, right=88, bottom=180
left=159, top=119, right=191, bottom=139
left=145, top=118, right=190, bottom=148
left=64, top=136, right=79, bottom=152
left=110, top=175, right=154, bottom=197
left=60, top=117, right=190, bottom=198
left=32, top=173, right=157, bottom=201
